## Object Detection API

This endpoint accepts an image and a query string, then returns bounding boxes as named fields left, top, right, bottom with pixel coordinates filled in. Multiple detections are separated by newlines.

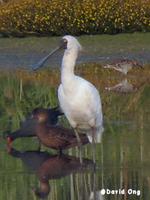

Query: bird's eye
left=63, top=38, right=67, bottom=43
left=60, top=38, right=68, bottom=49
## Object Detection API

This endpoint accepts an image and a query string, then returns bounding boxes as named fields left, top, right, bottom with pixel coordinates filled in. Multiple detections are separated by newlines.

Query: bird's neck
left=36, top=122, right=47, bottom=136
left=61, top=49, right=78, bottom=87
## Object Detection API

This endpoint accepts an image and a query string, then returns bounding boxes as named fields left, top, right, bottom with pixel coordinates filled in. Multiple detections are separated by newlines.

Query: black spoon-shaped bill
left=31, top=46, right=60, bottom=71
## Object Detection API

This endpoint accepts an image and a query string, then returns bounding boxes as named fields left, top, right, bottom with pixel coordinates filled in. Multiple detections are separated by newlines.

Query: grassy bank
left=0, top=64, right=149, bottom=134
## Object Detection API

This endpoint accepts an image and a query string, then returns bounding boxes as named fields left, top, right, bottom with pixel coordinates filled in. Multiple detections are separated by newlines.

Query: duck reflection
left=89, top=191, right=104, bottom=200
left=105, top=79, right=138, bottom=93
left=8, top=147, right=94, bottom=199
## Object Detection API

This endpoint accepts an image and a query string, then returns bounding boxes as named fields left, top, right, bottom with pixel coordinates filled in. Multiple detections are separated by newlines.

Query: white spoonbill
left=58, top=36, right=104, bottom=162
left=31, top=35, right=104, bottom=163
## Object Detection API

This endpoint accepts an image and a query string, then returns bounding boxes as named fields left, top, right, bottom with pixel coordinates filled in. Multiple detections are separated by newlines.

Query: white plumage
left=58, top=35, right=104, bottom=143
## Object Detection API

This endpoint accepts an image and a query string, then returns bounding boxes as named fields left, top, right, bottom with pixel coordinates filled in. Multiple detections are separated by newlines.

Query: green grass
left=80, top=32, right=150, bottom=55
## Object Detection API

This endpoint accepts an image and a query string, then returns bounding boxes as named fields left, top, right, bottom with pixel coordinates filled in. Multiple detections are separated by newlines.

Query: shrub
left=0, top=0, right=149, bottom=36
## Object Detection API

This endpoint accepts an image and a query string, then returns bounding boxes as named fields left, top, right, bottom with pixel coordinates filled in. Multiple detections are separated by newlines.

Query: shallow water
left=0, top=34, right=150, bottom=200
left=0, top=33, right=150, bottom=69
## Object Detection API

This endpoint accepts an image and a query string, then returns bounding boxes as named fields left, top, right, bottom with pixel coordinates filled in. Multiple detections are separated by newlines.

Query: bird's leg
left=92, top=127, right=96, bottom=164
left=37, top=140, right=41, bottom=151
left=74, top=128, right=83, bottom=164
left=59, top=149, right=63, bottom=156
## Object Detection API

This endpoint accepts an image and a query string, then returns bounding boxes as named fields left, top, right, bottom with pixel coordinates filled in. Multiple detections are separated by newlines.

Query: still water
left=0, top=35, right=150, bottom=200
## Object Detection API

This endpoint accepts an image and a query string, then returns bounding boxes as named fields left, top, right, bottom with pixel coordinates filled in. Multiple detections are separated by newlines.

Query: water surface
left=0, top=33, right=150, bottom=69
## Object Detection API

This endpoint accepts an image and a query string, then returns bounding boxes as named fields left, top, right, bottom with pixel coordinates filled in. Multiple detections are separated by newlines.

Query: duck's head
left=60, top=35, right=82, bottom=52
left=33, top=180, right=50, bottom=199
left=31, top=108, right=49, bottom=123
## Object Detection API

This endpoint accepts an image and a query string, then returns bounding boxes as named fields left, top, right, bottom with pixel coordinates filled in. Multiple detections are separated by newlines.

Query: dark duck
left=6, top=106, right=63, bottom=145
left=32, top=112, right=89, bottom=153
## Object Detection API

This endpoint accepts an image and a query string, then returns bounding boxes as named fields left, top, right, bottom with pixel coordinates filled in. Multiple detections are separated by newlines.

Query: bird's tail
left=50, top=106, right=64, bottom=116
left=68, top=134, right=89, bottom=148
left=79, top=134, right=90, bottom=145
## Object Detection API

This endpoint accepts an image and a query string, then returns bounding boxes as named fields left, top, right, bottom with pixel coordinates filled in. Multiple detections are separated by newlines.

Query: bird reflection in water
left=105, top=79, right=138, bottom=93
left=8, top=147, right=94, bottom=199
left=89, top=191, right=104, bottom=200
